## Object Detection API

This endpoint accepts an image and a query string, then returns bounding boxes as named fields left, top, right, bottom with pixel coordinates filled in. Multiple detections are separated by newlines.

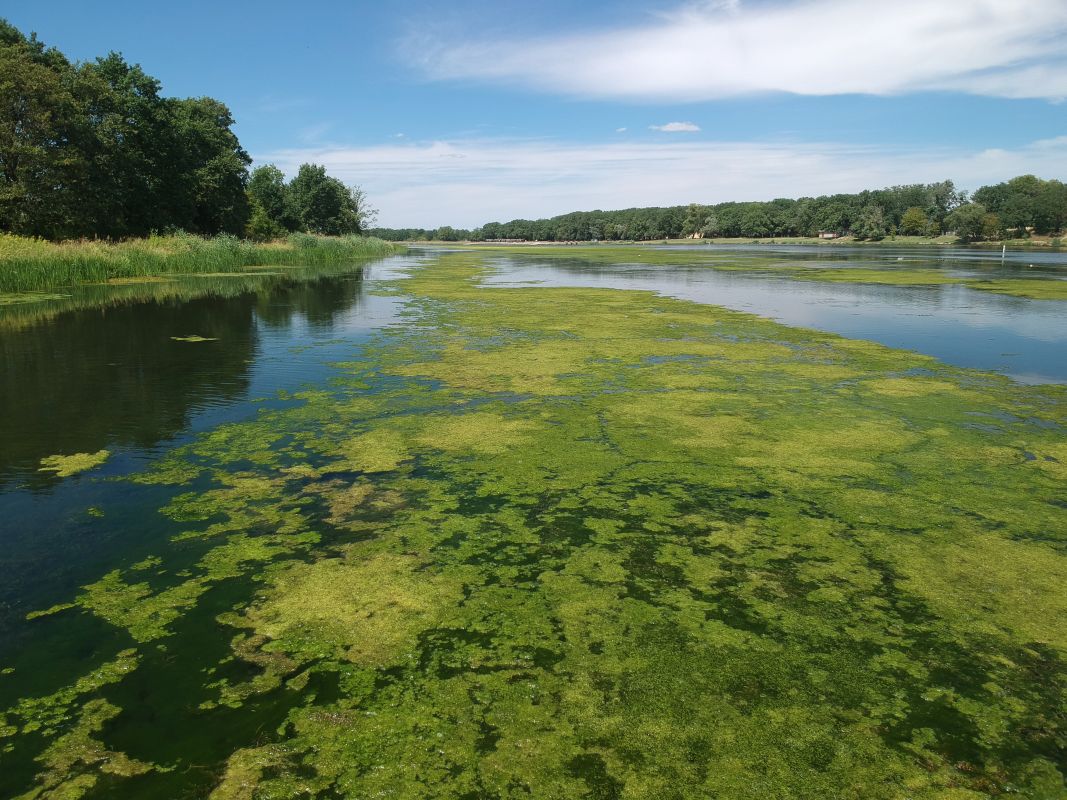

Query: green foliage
left=0, top=232, right=398, bottom=292
left=0, top=22, right=255, bottom=238
left=946, top=202, right=990, bottom=242
left=433, top=225, right=462, bottom=241
left=288, top=164, right=362, bottom=236
left=244, top=200, right=287, bottom=242
left=0, top=20, right=377, bottom=243
left=246, top=165, right=292, bottom=230
left=375, top=175, right=1064, bottom=244
left=974, top=175, right=1067, bottom=235
left=853, top=204, right=888, bottom=240
left=899, top=206, right=930, bottom=235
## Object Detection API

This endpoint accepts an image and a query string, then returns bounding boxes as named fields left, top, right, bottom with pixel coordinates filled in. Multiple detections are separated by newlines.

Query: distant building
left=818, top=231, right=840, bottom=239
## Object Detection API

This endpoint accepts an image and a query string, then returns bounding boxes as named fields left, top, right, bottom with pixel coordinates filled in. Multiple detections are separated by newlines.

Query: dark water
left=478, top=246, right=1067, bottom=384
left=0, top=259, right=411, bottom=641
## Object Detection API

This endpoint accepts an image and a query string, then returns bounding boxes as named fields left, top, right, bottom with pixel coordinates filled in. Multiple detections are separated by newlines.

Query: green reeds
left=0, top=232, right=400, bottom=293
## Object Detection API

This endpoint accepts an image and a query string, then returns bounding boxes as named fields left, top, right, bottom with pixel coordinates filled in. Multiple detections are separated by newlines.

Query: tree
left=682, top=203, right=710, bottom=236
left=0, top=29, right=84, bottom=236
left=247, top=165, right=294, bottom=231
left=981, top=212, right=1004, bottom=241
left=288, top=163, right=364, bottom=235
left=349, top=185, right=378, bottom=231
left=167, top=97, right=250, bottom=235
left=853, top=205, right=888, bottom=240
left=738, top=206, right=772, bottom=238
left=946, top=202, right=988, bottom=242
left=816, top=203, right=850, bottom=235
left=899, top=207, right=930, bottom=236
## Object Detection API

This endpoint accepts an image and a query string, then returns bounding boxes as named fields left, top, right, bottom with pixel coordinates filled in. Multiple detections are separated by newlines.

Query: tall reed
left=0, top=232, right=400, bottom=293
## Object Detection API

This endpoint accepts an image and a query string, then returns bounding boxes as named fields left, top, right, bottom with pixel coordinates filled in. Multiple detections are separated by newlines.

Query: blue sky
left=5, top=0, right=1067, bottom=227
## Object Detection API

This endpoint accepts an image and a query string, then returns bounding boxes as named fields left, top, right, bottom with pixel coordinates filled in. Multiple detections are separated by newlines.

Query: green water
left=0, top=250, right=1064, bottom=799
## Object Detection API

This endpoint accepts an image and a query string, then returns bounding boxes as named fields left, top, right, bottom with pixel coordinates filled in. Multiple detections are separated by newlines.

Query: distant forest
left=372, top=175, right=1067, bottom=243
left=0, top=20, right=371, bottom=240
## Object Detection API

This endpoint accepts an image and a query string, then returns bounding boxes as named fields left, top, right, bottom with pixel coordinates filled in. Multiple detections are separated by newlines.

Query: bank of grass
left=0, top=232, right=400, bottom=293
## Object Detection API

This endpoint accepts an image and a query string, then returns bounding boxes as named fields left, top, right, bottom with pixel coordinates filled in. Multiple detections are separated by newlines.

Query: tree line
left=0, top=20, right=372, bottom=240
left=372, top=175, right=1066, bottom=243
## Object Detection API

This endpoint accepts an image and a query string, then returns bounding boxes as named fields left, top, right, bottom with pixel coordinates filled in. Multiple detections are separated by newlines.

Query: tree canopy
left=0, top=19, right=373, bottom=241
left=372, top=176, right=1065, bottom=243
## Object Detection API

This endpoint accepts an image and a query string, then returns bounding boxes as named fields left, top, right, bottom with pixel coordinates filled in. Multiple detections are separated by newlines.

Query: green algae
left=3, top=251, right=1066, bottom=799
left=968, top=279, right=1067, bottom=301
left=468, top=244, right=1067, bottom=301
left=37, top=450, right=110, bottom=478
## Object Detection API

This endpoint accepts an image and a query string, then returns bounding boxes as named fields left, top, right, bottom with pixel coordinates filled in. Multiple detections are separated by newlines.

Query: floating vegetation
left=0, top=292, right=72, bottom=305
left=170, top=335, right=219, bottom=342
left=969, top=279, right=1067, bottom=301
left=2, top=252, right=1065, bottom=799
left=37, top=450, right=111, bottom=478
left=104, top=276, right=176, bottom=285
left=465, top=244, right=1067, bottom=301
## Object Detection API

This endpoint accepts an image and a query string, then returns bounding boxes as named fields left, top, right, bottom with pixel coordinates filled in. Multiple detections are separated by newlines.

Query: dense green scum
left=2, top=253, right=1065, bottom=799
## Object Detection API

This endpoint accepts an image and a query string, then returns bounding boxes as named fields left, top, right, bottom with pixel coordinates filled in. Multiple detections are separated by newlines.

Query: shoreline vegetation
left=0, top=233, right=399, bottom=294
left=449, top=233, right=1064, bottom=248
left=372, top=175, right=1067, bottom=246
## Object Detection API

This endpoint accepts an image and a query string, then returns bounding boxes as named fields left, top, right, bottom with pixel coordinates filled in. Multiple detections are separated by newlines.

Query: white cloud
left=616, top=127, right=628, bottom=133
left=257, top=135, right=1067, bottom=228
left=409, top=0, right=1067, bottom=101
left=650, top=122, right=701, bottom=132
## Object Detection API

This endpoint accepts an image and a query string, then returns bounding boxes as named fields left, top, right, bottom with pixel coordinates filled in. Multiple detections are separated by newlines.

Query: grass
left=0, top=232, right=400, bottom=293
left=3, top=251, right=1064, bottom=799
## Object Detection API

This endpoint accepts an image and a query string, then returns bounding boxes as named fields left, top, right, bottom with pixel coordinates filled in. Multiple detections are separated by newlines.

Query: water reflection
left=482, top=254, right=1067, bottom=384
left=0, top=271, right=370, bottom=487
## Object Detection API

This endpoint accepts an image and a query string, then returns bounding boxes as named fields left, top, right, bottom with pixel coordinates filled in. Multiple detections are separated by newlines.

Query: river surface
left=0, top=244, right=1064, bottom=798
left=2, top=243, right=1063, bottom=619
left=476, top=245, right=1067, bottom=385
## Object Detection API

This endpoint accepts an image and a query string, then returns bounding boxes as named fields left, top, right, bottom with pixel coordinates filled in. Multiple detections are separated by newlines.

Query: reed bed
left=0, top=232, right=399, bottom=293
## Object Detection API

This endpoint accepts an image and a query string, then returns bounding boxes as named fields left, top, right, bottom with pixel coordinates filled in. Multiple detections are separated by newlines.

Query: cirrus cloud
left=650, top=122, right=701, bottom=132
left=408, top=0, right=1067, bottom=101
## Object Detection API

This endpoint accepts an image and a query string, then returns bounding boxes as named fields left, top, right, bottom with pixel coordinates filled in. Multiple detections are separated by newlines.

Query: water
left=2, top=244, right=1064, bottom=619
left=0, top=245, right=1064, bottom=798
left=0, top=257, right=413, bottom=636
left=476, top=245, right=1067, bottom=384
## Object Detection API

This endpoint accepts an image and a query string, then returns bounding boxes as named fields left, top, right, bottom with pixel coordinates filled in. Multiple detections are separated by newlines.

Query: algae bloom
left=37, top=450, right=111, bottom=477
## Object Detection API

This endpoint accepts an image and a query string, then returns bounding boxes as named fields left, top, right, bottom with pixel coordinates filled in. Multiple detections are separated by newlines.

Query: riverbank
left=417, top=234, right=1064, bottom=249
left=0, top=233, right=401, bottom=294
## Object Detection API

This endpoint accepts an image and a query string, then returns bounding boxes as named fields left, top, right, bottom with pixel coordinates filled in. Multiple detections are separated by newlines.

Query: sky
left=5, top=0, right=1067, bottom=228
